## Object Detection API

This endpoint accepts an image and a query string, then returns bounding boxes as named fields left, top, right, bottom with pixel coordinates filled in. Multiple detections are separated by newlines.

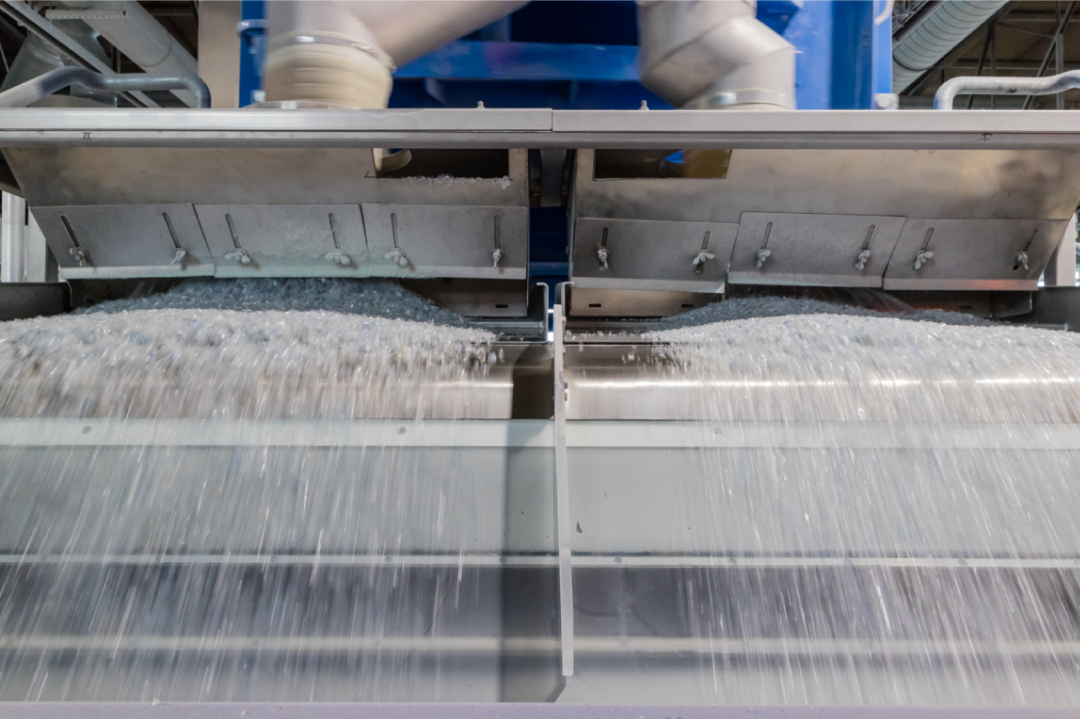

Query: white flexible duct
left=893, top=0, right=1008, bottom=94
left=49, top=1, right=200, bottom=106
left=637, top=0, right=795, bottom=111
left=264, top=1, right=528, bottom=110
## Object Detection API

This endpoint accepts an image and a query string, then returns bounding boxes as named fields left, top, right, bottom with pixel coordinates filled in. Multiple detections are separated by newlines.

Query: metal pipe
left=0, top=66, right=211, bottom=108
left=0, top=0, right=158, bottom=107
left=637, top=0, right=796, bottom=110
left=264, top=1, right=527, bottom=109
left=935, top=68, right=1080, bottom=109
left=48, top=1, right=200, bottom=106
left=1, top=191, right=26, bottom=283
left=893, top=0, right=1009, bottom=94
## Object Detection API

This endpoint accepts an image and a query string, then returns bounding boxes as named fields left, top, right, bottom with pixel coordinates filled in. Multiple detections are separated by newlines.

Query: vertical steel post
left=552, top=301, right=574, bottom=676
left=1, top=191, right=26, bottom=283
left=1045, top=213, right=1078, bottom=287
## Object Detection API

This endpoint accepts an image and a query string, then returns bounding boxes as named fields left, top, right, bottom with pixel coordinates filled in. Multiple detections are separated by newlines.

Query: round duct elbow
left=893, top=0, right=1009, bottom=94
left=638, top=0, right=795, bottom=110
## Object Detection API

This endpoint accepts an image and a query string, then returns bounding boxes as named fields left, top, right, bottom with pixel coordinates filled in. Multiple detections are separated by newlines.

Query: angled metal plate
left=571, top=217, right=735, bottom=292
left=194, top=205, right=367, bottom=278
left=883, top=218, right=1069, bottom=291
left=33, top=204, right=214, bottom=279
left=728, top=213, right=905, bottom=288
left=362, top=204, right=528, bottom=280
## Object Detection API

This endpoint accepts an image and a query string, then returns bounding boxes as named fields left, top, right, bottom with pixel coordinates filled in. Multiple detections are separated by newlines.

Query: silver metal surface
left=195, top=204, right=366, bottom=277
left=1, top=191, right=26, bottom=282
left=571, top=147, right=1080, bottom=291
left=362, top=204, right=528, bottom=280
left=883, top=218, right=1067, bottom=291
left=5, top=147, right=529, bottom=284
left=8, top=108, right=1080, bottom=149
left=637, top=0, right=795, bottom=110
left=552, top=302, right=574, bottom=677
left=0, top=67, right=211, bottom=109
left=3, top=704, right=1079, bottom=719
left=727, top=212, right=905, bottom=288
left=34, top=204, right=214, bottom=279
left=571, top=217, right=734, bottom=292
left=936, top=69, right=1080, bottom=110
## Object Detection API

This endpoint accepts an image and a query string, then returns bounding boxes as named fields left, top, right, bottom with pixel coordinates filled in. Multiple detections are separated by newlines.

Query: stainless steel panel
left=728, top=212, right=905, bottom=288
left=573, top=149, right=1080, bottom=226
left=883, top=219, right=1069, bottom=291
left=194, top=204, right=367, bottom=277
left=33, top=204, right=213, bottom=279
left=571, top=217, right=735, bottom=292
left=362, top=204, right=528, bottom=280
left=2, top=704, right=1077, bottom=718
left=10, top=107, right=1080, bottom=150
left=565, top=285, right=714, bottom=319
left=4, top=148, right=529, bottom=208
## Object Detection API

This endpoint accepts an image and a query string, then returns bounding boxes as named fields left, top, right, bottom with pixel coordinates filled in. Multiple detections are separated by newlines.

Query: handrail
left=0, top=66, right=211, bottom=109
left=935, top=70, right=1080, bottom=110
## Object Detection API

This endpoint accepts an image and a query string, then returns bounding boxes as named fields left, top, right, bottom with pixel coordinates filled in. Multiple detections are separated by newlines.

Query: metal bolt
left=397, top=426, right=407, bottom=435
left=385, top=555, right=393, bottom=563
left=729, top=557, right=737, bottom=565
left=81, top=426, right=92, bottom=434
left=499, top=556, right=507, bottom=565
left=614, top=557, right=622, bottom=564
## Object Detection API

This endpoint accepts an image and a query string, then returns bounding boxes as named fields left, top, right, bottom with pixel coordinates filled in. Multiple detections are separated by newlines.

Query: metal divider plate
left=362, top=204, right=528, bottom=280
left=195, top=205, right=367, bottom=278
left=34, top=204, right=214, bottom=279
left=571, top=217, right=736, bottom=292
left=883, top=218, right=1069, bottom=291
left=728, top=212, right=905, bottom=288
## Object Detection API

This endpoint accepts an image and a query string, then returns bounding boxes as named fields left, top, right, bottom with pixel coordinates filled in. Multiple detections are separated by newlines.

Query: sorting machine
left=3, top=67, right=1080, bottom=714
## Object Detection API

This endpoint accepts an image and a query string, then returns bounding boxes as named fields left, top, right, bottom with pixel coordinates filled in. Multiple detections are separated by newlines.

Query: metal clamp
left=935, top=70, right=1080, bottom=110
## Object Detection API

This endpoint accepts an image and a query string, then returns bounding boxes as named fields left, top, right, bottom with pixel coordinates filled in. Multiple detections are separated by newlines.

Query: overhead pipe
left=48, top=2, right=201, bottom=106
left=893, top=0, right=1009, bottom=94
left=636, top=0, right=796, bottom=111
left=935, top=69, right=1080, bottom=109
left=0, top=66, right=211, bottom=108
left=0, top=17, right=115, bottom=105
left=264, top=1, right=528, bottom=110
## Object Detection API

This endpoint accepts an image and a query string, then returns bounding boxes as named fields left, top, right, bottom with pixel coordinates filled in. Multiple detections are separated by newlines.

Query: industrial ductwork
left=636, top=0, right=795, bottom=110
left=264, top=1, right=528, bottom=109
left=47, top=2, right=200, bottom=106
left=893, top=0, right=1009, bottom=94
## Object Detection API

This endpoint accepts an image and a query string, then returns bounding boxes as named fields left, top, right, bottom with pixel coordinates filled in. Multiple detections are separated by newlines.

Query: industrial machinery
left=2, top=1, right=1080, bottom=716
